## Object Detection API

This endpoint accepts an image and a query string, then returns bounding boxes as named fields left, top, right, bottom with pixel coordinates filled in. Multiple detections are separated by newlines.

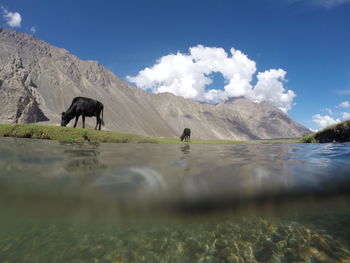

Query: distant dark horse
left=180, top=128, right=191, bottom=142
left=61, top=97, right=104, bottom=130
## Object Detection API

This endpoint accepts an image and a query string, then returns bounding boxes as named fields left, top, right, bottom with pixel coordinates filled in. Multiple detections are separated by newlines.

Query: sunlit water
left=0, top=137, right=350, bottom=263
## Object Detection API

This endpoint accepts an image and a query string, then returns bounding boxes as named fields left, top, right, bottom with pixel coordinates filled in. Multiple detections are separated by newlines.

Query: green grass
left=0, top=124, right=301, bottom=144
left=300, top=133, right=318, bottom=143
left=0, top=124, right=158, bottom=143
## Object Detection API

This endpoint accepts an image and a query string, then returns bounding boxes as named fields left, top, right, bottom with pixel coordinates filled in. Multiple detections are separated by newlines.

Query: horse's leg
left=82, top=115, right=86, bottom=129
left=94, top=116, right=98, bottom=130
left=73, top=115, right=80, bottom=128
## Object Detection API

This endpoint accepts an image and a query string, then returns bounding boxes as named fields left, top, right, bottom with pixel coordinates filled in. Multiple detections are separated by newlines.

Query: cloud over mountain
left=127, top=45, right=296, bottom=113
left=1, top=6, right=21, bottom=27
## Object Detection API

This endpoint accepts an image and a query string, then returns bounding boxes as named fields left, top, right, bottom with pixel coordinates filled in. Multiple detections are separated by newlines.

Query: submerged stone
left=254, top=247, right=273, bottom=262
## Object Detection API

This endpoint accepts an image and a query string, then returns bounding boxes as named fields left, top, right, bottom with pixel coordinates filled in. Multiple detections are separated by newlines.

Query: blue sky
left=1, top=0, right=350, bottom=130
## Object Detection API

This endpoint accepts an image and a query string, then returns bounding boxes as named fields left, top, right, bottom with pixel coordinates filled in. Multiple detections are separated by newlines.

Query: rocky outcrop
left=0, top=54, right=48, bottom=123
left=0, top=28, right=310, bottom=140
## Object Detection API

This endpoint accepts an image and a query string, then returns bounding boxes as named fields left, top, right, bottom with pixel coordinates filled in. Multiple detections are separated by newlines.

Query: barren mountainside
left=0, top=28, right=310, bottom=140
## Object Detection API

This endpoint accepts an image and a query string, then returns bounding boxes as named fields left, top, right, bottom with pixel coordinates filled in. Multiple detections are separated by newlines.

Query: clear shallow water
left=0, top=137, right=350, bottom=263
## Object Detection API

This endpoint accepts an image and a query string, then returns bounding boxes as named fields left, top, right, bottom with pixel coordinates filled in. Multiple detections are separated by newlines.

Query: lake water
left=0, top=137, right=349, bottom=263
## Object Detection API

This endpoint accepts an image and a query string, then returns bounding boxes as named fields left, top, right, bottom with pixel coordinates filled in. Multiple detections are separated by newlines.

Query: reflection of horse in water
left=180, top=144, right=190, bottom=154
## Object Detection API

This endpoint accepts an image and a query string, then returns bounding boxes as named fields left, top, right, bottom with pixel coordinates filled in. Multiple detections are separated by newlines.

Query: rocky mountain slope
left=0, top=28, right=310, bottom=140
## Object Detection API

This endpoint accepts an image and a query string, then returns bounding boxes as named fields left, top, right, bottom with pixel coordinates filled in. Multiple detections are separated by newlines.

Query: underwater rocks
left=254, top=247, right=273, bottom=262
left=1, top=217, right=349, bottom=263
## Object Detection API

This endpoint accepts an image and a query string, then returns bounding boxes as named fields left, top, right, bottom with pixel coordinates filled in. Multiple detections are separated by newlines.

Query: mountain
left=0, top=28, right=310, bottom=140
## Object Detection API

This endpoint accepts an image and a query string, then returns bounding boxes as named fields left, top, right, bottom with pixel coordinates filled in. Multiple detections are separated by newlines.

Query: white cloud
left=127, top=45, right=296, bottom=113
left=341, top=112, right=350, bottom=120
left=252, top=69, right=296, bottom=112
left=288, top=0, right=350, bottom=8
left=1, top=7, right=22, bottom=27
left=30, top=26, right=36, bottom=34
left=312, top=114, right=340, bottom=130
left=338, top=101, right=350, bottom=108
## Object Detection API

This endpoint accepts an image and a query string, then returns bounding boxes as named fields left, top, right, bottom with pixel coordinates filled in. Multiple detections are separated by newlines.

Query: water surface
left=0, top=137, right=349, bottom=263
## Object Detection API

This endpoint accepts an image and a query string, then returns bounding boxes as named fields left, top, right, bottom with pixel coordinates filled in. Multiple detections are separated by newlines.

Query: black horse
left=180, top=128, right=191, bottom=142
left=61, top=97, right=104, bottom=130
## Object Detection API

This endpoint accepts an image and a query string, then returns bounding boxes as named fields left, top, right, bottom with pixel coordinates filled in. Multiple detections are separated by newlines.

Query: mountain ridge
left=0, top=27, right=310, bottom=140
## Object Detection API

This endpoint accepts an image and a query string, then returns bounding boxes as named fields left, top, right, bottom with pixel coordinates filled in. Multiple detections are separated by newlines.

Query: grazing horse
left=180, top=128, right=191, bottom=142
left=61, top=97, right=104, bottom=130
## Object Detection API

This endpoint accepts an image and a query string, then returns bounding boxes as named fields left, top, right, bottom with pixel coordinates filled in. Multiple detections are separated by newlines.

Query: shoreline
left=0, top=124, right=301, bottom=144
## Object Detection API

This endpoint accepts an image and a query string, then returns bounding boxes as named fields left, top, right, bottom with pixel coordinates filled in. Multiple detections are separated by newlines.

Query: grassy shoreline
left=0, top=124, right=302, bottom=144
left=0, top=124, right=159, bottom=143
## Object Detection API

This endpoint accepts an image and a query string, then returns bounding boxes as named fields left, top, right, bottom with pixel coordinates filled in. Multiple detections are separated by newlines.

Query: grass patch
left=0, top=124, right=302, bottom=144
left=0, top=124, right=158, bottom=143
left=300, top=133, right=318, bottom=143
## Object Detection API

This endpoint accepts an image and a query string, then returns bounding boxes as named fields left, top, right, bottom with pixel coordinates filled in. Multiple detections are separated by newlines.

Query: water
left=0, top=137, right=350, bottom=263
